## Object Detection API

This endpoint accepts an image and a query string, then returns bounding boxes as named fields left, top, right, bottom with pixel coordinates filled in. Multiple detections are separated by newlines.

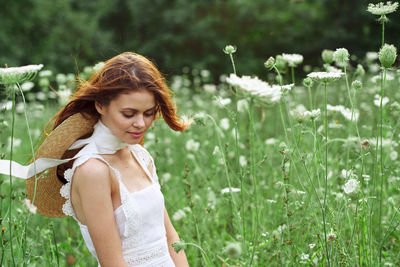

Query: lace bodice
left=59, top=120, right=175, bottom=267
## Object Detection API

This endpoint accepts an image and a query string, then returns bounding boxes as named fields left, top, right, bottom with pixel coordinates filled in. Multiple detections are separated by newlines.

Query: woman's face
left=95, top=89, right=156, bottom=144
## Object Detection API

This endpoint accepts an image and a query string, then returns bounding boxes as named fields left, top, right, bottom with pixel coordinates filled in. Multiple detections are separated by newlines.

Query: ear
left=95, top=101, right=104, bottom=115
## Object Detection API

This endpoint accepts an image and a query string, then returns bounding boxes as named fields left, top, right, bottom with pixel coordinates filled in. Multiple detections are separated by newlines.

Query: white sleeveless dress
left=59, top=120, right=175, bottom=267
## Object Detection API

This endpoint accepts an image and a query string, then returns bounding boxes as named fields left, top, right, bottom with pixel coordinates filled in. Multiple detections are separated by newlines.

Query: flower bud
left=264, top=57, right=275, bottom=70
left=379, top=44, right=397, bottom=68
left=352, top=80, right=362, bottom=91
left=302, top=77, right=313, bottom=88
left=224, top=242, right=242, bottom=259
left=275, top=55, right=287, bottom=71
left=321, top=49, right=334, bottom=64
left=172, top=240, right=187, bottom=253
left=333, top=48, right=350, bottom=64
left=354, top=64, right=365, bottom=77
left=223, top=45, right=237, bottom=55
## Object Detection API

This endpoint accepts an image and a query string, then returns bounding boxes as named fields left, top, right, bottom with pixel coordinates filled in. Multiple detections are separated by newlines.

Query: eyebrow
left=121, top=106, right=157, bottom=112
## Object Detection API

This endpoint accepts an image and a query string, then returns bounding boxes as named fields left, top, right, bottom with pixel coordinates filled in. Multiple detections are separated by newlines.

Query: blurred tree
left=0, top=0, right=398, bottom=80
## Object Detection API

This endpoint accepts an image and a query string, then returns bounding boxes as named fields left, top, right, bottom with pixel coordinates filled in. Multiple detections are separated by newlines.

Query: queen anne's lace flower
left=367, top=1, right=399, bottom=16
left=226, top=74, right=290, bottom=103
left=343, top=178, right=360, bottom=194
left=307, top=72, right=344, bottom=83
left=282, top=53, right=304, bottom=67
left=221, top=187, right=240, bottom=194
left=327, top=104, right=359, bottom=121
left=0, top=64, right=43, bottom=85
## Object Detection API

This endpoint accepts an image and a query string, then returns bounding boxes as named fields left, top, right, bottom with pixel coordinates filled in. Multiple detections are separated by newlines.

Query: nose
left=132, top=114, right=145, bottom=128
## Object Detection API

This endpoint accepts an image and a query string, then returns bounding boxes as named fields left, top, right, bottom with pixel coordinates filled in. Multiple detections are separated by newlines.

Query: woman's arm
left=73, top=159, right=127, bottom=267
left=164, top=206, right=189, bottom=266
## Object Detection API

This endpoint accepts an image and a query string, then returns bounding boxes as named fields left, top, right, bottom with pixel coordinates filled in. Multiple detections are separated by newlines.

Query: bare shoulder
left=73, top=158, right=111, bottom=189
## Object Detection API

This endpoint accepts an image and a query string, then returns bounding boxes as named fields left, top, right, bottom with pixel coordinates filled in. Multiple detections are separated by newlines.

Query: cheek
left=145, top=117, right=154, bottom=127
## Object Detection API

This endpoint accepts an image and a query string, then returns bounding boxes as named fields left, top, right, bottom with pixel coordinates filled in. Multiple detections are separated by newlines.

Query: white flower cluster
left=0, top=64, right=43, bottom=85
left=282, top=53, right=304, bottom=67
left=226, top=74, right=294, bottom=103
left=290, top=104, right=321, bottom=122
left=221, top=187, right=240, bottom=194
left=367, top=1, right=399, bottom=16
left=343, top=178, right=360, bottom=195
left=185, top=139, right=200, bottom=152
left=172, top=207, right=191, bottom=221
left=307, top=71, right=344, bottom=83
left=374, top=94, right=390, bottom=107
left=327, top=104, right=359, bottom=121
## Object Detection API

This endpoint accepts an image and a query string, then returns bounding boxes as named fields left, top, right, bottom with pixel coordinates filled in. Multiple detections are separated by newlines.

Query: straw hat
left=26, top=113, right=97, bottom=217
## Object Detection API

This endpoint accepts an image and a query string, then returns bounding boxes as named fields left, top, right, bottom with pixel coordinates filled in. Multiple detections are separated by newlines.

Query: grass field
left=1, top=3, right=400, bottom=266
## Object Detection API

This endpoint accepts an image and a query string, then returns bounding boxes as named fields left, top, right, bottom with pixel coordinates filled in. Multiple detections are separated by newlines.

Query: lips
left=128, top=131, right=143, bottom=138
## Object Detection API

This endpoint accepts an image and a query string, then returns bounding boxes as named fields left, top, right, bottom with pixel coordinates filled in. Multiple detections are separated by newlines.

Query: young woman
left=6, top=52, right=191, bottom=266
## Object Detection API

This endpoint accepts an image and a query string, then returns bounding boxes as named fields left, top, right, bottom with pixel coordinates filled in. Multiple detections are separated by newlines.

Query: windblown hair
left=50, top=52, right=190, bottom=132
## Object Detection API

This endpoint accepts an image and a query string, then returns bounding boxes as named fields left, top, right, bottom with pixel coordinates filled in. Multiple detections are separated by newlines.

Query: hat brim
left=26, top=113, right=97, bottom=217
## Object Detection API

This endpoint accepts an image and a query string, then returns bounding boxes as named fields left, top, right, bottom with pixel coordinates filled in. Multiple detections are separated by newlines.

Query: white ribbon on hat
left=0, top=120, right=134, bottom=179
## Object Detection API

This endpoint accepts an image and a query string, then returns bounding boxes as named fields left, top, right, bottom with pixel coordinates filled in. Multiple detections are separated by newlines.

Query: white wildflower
left=327, top=104, right=359, bottom=121
left=300, top=253, right=310, bottom=261
left=266, top=199, right=277, bottom=203
left=282, top=53, right=304, bottom=67
left=390, top=150, right=398, bottom=161
left=24, top=199, right=37, bottom=214
left=207, top=188, right=217, bottom=209
left=224, top=242, right=242, bottom=259
left=324, top=64, right=343, bottom=73
left=39, top=70, right=52, bottom=77
left=367, top=1, right=399, bottom=15
left=239, top=155, right=247, bottom=167
left=307, top=72, right=344, bottom=83
left=212, top=146, right=220, bottom=156
left=341, top=169, right=357, bottom=179
left=172, top=209, right=187, bottom=221
left=219, top=97, right=231, bottom=106
left=162, top=173, right=171, bottom=182
left=8, top=136, right=22, bottom=150
left=280, top=83, right=295, bottom=92
left=21, top=81, right=35, bottom=92
left=203, top=84, right=217, bottom=94
left=185, top=139, right=200, bottom=152
left=366, top=51, right=379, bottom=61
left=15, top=102, right=25, bottom=114
left=374, top=94, right=389, bottom=107
left=0, top=64, right=43, bottom=85
left=343, top=178, right=360, bottom=194
left=265, top=138, right=277, bottom=145
left=93, top=62, right=105, bottom=72
left=225, top=74, right=282, bottom=103
left=220, top=118, right=230, bottom=130
left=146, top=132, right=155, bottom=140
left=309, top=243, right=316, bottom=249
left=304, top=109, right=321, bottom=120
left=237, top=99, right=249, bottom=112
left=221, top=187, right=241, bottom=194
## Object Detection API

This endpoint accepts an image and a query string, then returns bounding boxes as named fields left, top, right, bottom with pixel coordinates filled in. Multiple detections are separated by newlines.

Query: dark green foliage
left=0, top=0, right=399, bottom=79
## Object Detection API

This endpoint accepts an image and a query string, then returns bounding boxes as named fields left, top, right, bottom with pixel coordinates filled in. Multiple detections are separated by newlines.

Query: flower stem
left=381, top=18, right=385, bottom=47
left=8, top=88, right=16, bottom=266
left=291, top=66, right=295, bottom=84
left=323, top=82, right=330, bottom=266
left=185, top=242, right=212, bottom=266
left=378, top=68, right=386, bottom=264
left=226, top=51, right=246, bottom=252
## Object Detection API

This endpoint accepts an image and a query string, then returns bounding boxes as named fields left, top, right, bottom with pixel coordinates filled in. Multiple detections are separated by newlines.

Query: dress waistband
left=122, top=237, right=170, bottom=266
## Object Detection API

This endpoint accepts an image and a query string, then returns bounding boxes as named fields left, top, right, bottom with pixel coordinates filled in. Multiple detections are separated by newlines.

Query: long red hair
left=50, top=52, right=190, bottom=133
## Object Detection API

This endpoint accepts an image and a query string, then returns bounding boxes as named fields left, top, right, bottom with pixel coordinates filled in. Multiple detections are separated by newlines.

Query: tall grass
left=1, top=3, right=400, bottom=266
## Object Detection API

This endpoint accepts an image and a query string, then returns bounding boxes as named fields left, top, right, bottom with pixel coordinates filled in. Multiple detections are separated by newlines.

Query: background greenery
left=1, top=0, right=399, bottom=79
